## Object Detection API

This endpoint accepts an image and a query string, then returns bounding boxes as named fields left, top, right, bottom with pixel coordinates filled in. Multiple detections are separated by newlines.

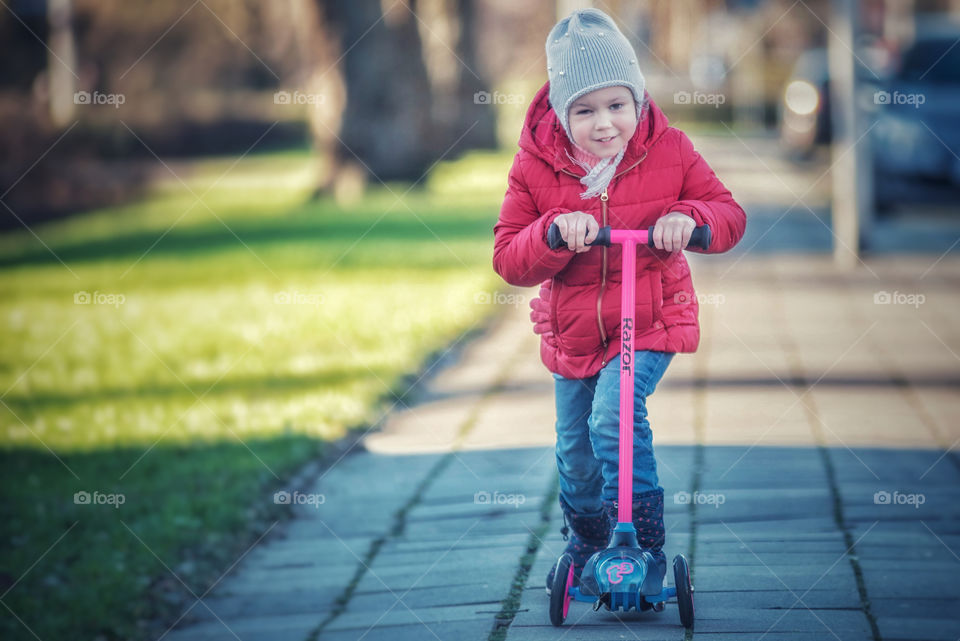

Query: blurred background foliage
left=6, top=0, right=958, bottom=224
left=2, top=0, right=880, bottom=223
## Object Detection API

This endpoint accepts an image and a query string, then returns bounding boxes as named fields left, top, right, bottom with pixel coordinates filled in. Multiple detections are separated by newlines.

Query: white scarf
left=566, top=146, right=627, bottom=200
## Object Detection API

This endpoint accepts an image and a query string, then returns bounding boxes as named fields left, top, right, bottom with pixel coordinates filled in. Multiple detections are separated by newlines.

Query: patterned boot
left=545, top=499, right=610, bottom=595
left=603, top=488, right=667, bottom=589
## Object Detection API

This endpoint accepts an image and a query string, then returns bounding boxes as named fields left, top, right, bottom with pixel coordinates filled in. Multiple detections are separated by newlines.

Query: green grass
left=0, top=148, right=514, bottom=640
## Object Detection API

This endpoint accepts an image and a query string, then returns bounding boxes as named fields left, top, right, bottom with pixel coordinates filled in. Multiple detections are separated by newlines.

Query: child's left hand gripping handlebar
left=547, top=223, right=712, bottom=251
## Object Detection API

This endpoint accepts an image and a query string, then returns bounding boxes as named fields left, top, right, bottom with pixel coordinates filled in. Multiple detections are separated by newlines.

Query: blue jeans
left=553, top=350, right=674, bottom=514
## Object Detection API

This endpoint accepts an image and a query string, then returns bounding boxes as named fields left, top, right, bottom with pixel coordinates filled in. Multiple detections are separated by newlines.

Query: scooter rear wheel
left=549, top=554, right=574, bottom=626
left=673, top=554, right=695, bottom=629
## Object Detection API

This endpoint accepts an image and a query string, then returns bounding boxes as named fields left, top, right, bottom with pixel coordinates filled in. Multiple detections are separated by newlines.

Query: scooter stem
left=617, top=236, right=637, bottom=524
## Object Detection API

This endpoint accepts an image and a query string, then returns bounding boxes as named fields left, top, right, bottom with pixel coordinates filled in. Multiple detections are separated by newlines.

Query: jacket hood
left=518, top=81, right=671, bottom=174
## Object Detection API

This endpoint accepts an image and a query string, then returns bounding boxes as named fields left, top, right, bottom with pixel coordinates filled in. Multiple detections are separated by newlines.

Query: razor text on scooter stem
left=621, top=318, right=633, bottom=376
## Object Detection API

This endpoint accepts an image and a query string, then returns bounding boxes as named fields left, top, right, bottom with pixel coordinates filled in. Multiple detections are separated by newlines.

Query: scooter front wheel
left=673, top=554, right=695, bottom=629
left=549, top=554, right=574, bottom=626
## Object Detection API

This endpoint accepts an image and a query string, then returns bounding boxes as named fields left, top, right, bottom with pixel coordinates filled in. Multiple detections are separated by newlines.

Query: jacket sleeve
left=659, top=131, right=746, bottom=254
left=493, top=153, right=575, bottom=287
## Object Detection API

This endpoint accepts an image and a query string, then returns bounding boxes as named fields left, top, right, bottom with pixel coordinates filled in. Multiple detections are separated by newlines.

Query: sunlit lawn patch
left=0, top=149, right=513, bottom=639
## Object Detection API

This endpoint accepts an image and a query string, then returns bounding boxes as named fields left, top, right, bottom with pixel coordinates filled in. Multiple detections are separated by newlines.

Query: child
left=492, top=9, right=746, bottom=594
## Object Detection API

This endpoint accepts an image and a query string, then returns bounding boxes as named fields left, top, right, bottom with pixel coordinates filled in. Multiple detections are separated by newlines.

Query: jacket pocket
left=659, top=257, right=698, bottom=328
left=649, top=270, right=664, bottom=324
left=553, top=280, right=603, bottom=357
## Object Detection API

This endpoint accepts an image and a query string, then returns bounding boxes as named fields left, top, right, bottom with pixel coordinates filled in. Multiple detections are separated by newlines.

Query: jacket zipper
left=598, top=189, right=609, bottom=366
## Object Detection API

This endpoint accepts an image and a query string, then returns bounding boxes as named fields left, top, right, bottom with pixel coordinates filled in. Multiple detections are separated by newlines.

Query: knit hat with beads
left=545, top=9, right=645, bottom=141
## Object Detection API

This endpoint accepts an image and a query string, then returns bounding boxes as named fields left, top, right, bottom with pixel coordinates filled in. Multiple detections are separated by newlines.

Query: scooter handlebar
left=547, top=223, right=711, bottom=251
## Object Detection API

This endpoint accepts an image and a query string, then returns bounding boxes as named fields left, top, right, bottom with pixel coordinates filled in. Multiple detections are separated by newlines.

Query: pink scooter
left=545, top=222, right=710, bottom=628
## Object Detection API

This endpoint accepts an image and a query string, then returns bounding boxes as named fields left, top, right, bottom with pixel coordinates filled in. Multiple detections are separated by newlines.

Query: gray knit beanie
left=546, top=9, right=645, bottom=141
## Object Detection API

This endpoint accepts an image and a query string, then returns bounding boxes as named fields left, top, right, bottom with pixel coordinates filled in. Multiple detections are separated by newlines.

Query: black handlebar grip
left=547, top=223, right=612, bottom=250
left=646, top=224, right=711, bottom=251
left=689, top=224, right=712, bottom=250
left=546, top=222, right=565, bottom=250
left=547, top=223, right=710, bottom=251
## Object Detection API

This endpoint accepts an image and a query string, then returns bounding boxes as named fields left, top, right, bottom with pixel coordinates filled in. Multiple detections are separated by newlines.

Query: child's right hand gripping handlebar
left=547, top=223, right=712, bottom=251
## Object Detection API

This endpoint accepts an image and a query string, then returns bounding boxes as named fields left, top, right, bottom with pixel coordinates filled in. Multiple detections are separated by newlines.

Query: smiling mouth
left=596, top=136, right=617, bottom=143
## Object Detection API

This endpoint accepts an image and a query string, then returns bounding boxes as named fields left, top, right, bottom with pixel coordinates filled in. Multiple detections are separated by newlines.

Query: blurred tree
left=441, top=0, right=497, bottom=154
left=320, top=0, right=433, bottom=190
left=315, top=0, right=496, bottom=197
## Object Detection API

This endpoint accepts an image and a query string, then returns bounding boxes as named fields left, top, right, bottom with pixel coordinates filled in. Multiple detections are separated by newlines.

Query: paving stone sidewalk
left=163, top=249, right=960, bottom=641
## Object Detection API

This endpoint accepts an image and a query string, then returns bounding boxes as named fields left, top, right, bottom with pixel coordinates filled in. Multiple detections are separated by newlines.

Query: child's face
left=567, top=85, right=638, bottom=158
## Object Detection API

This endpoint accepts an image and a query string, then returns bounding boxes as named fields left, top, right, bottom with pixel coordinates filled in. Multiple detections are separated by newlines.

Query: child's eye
left=610, top=102, right=624, bottom=110
left=575, top=109, right=591, bottom=115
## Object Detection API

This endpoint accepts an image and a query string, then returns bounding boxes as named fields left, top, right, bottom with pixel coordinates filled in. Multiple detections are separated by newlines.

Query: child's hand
left=552, top=212, right=599, bottom=253
left=652, top=212, right=697, bottom=252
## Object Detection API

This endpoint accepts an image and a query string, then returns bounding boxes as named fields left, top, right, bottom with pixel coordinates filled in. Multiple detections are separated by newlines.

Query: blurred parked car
left=779, top=47, right=882, bottom=157
left=779, top=48, right=832, bottom=156
left=780, top=28, right=960, bottom=208
left=872, top=33, right=960, bottom=206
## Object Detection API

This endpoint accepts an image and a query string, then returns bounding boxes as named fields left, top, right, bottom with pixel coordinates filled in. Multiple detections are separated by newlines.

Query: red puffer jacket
left=493, top=82, right=746, bottom=379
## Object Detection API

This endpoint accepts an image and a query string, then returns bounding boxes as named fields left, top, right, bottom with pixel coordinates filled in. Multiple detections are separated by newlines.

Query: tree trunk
left=446, top=0, right=496, bottom=154
left=322, top=0, right=434, bottom=184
